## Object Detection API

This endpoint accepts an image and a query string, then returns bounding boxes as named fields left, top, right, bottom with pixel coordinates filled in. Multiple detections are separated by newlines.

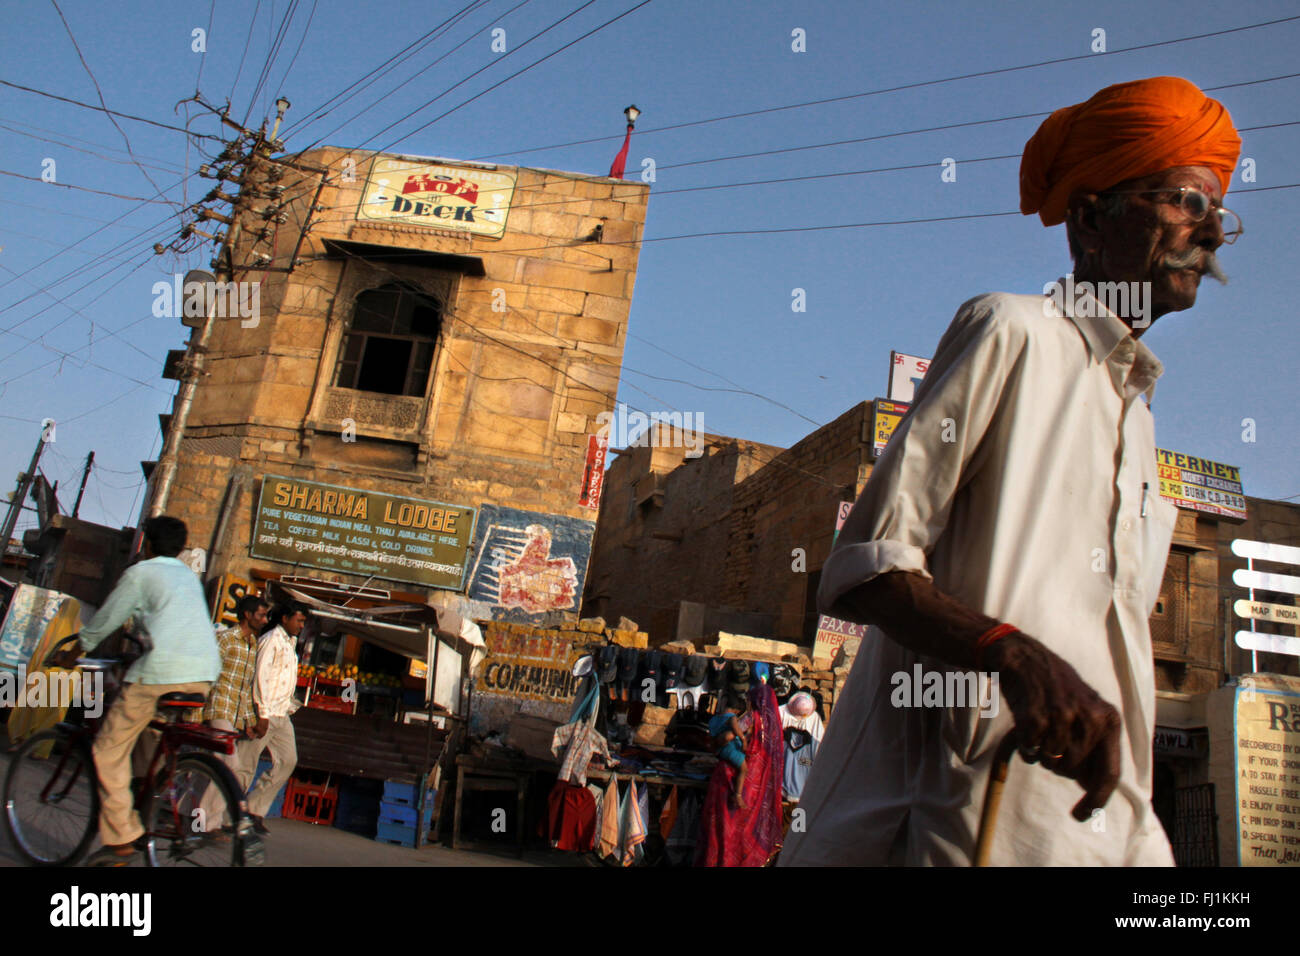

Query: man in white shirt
left=780, top=77, right=1242, bottom=866
left=243, top=602, right=308, bottom=832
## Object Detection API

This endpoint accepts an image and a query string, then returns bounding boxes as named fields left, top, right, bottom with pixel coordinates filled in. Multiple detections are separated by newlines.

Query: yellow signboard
left=872, top=399, right=909, bottom=458
left=1234, top=674, right=1300, bottom=866
left=358, top=158, right=515, bottom=239
left=1156, top=448, right=1247, bottom=520
left=211, top=573, right=256, bottom=627
left=250, top=475, right=476, bottom=591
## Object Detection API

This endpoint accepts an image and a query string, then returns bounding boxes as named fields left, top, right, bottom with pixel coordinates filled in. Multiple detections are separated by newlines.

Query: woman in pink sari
left=695, top=683, right=784, bottom=866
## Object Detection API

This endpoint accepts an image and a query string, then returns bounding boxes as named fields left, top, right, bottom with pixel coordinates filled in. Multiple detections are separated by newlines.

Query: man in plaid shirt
left=198, top=594, right=268, bottom=831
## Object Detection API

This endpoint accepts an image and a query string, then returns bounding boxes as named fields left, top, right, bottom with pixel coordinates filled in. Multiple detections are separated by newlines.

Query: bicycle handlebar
left=42, top=631, right=147, bottom=668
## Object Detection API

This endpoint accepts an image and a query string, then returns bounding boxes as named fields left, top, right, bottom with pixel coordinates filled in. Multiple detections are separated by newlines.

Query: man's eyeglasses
left=1101, top=186, right=1243, bottom=244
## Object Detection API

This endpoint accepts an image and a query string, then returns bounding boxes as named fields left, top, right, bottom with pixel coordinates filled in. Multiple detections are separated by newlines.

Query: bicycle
left=2, top=633, right=264, bottom=867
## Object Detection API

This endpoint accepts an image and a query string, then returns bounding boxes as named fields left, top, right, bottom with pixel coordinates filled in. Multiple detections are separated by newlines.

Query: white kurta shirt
left=780, top=283, right=1178, bottom=866
left=254, top=626, right=301, bottom=719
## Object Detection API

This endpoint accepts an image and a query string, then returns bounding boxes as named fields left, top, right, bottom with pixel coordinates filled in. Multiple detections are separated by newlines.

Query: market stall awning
left=264, top=576, right=485, bottom=714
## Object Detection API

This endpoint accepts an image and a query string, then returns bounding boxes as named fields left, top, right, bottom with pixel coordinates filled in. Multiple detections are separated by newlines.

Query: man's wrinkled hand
left=985, top=632, right=1122, bottom=821
left=253, top=718, right=269, bottom=739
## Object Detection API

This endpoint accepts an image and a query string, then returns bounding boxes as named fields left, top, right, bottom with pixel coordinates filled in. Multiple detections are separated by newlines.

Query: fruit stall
left=296, top=662, right=407, bottom=717
left=248, top=572, right=487, bottom=847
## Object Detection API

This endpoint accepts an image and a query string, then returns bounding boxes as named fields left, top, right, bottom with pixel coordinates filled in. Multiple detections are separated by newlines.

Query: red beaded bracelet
left=974, top=622, right=1019, bottom=670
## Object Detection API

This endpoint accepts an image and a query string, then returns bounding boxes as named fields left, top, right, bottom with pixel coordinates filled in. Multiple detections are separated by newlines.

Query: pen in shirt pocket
left=1140, top=482, right=1149, bottom=518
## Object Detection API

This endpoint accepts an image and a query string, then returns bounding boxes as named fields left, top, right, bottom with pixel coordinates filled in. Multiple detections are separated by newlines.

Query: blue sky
left=1, top=0, right=1296, bottom=538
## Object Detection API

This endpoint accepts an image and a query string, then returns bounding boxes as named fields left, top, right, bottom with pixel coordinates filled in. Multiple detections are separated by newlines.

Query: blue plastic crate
left=334, top=779, right=382, bottom=837
left=375, top=819, right=427, bottom=848
left=378, top=798, right=435, bottom=828
left=382, top=779, right=424, bottom=807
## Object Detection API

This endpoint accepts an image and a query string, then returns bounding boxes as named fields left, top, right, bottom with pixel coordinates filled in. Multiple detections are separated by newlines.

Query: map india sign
left=358, top=157, right=516, bottom=239
left=250, top=476, right=476, bottom=590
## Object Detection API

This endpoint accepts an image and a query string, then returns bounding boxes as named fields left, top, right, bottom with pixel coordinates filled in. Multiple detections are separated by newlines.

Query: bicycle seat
left=157, top=692, right=207, bottom=707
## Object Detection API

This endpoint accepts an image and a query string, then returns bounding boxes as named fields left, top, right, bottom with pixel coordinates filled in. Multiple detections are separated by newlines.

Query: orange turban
left=1020, top=76, right=1240, bottom=226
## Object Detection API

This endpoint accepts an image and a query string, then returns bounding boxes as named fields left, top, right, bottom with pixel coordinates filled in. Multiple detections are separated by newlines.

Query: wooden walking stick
left=974, top=731, right=1019, bottom=866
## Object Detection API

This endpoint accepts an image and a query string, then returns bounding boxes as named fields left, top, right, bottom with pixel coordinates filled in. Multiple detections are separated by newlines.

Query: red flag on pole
left=609, top=124, right=632, bottom=179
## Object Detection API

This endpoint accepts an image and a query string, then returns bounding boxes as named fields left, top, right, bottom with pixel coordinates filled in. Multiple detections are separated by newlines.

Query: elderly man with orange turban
left=781, top=77, right=1241, bottom=866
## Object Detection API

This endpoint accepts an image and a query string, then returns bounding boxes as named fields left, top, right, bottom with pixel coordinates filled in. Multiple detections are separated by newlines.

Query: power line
left=0, top=254, right=169, bottom=381
left=372, top=0, right=656, bottom=157
left=298, top=80, right=1299, bottom=225
left=658, top=115, right=1300, bottom=175
left=0, top=79, right=223, bottom=140
left=468, top=19, right=1300, bottom=161
left=292, top=0, right=654, bottom=194
left=0, top=173, right=192, bottom=297
left=342, top=0, right=607, bottom=154
left=0, top=203, right=186, bottom=322
left=48, top=0, right=172, bottom=204
left=243, top=0, right=300, bottom=126
left=272, top=0, right=318, bottom=101
left=0, top=119, right=189, bottom=173
left=295, top=0, right=519, bottom=151
left=0, top=198, right=147, bottom=228
left=0, top=259, right=159, bottom=366
left=282, top=0, right=493, bottom=137
left=228, top=0, right=266, bottom=115
left=0, top=167, right=178, bottom=203
left=194, top=0, right=216, bottom=90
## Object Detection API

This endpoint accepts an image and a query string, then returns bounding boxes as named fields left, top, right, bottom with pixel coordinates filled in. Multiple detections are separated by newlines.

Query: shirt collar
left=1046, top=275, right=1164, bottom=403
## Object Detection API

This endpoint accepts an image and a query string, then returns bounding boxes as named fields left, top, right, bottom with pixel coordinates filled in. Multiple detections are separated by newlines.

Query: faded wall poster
left=1233, top=674, right=1300, bottom=866
left=466, top=505, right=596, bottom=623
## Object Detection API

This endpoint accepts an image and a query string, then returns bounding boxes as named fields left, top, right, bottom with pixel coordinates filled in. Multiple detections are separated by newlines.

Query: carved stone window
left=335, top=283, right=441, bottom=397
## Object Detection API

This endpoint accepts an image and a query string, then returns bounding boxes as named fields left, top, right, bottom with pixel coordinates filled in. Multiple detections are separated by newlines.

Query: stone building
left=152, top=146, right=649, bottom=626
left=583, top=403, right=870, bottom=647
left=583, top=400, right=1300, bottom=865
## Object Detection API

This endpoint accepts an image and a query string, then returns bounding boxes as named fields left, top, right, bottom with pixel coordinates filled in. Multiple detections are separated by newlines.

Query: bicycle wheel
left=140, top=754, right=254, bottom=867
left=2, top=729, right=99, bottom=866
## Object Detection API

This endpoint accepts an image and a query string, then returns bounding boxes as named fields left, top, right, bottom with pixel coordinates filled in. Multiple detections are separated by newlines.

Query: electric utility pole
left=0, top=419, right=54, bottom=552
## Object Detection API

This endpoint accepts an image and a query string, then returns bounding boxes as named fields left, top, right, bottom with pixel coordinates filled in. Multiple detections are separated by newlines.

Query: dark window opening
left=336, top=284, right=442, bottom=397
left=802, top=568, right=823, bottom=646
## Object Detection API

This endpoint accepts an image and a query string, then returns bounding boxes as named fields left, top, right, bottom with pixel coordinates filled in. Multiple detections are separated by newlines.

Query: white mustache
left=1162, top=248, right=1228, bottom=284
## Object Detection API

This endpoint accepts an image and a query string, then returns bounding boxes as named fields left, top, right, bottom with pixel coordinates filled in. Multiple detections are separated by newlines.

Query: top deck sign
left=359, top=159, right=516, bottom=239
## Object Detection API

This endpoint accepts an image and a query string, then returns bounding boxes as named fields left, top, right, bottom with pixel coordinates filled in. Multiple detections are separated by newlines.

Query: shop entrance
left=1171, top=782, right=1219, bottom=867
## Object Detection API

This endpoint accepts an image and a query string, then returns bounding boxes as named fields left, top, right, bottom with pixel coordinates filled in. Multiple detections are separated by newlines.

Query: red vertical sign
left=579, top=435, right=609, bottom=510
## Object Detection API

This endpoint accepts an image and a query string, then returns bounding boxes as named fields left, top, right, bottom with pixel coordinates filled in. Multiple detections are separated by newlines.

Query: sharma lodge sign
left=251, top=476, right=476, bottom=590
left=358, top=158, right=516, bottom=239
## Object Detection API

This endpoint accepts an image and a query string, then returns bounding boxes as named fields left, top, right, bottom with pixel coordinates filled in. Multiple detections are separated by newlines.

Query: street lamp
left=270, top=97, right=291, bottom=142
left=623, top=104, right=640, bottom=129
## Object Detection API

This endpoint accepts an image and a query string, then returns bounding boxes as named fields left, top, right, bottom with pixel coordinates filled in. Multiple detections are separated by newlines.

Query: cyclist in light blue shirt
left=76, top=525, right=221, bottom=685
left=55, top=515, right=221, bottom=865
